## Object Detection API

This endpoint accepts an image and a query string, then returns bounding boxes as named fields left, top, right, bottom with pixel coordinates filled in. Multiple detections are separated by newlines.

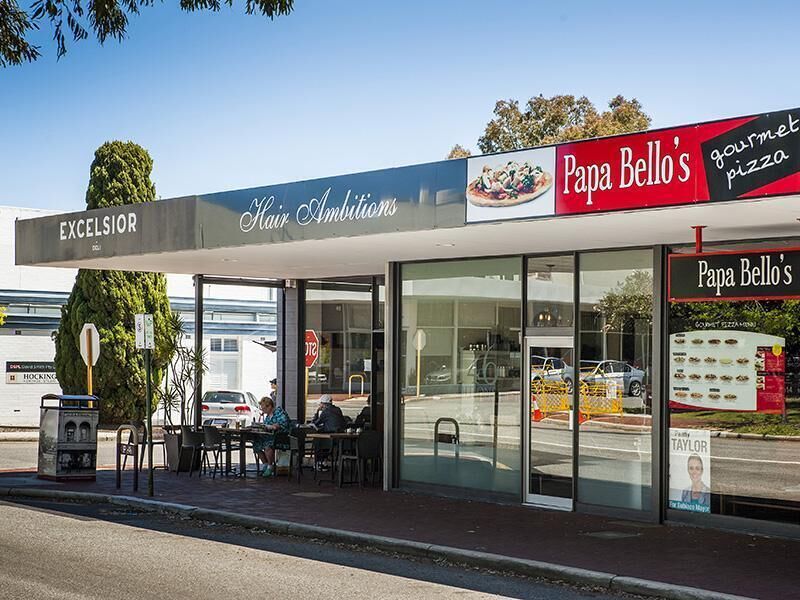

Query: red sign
left=304, top=330, right=319, bottom=368
left=555, top=109, right=800, bottom=215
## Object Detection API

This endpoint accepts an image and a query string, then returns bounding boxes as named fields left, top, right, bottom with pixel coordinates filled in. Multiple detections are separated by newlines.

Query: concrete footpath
left=0, top=469, right=793, bottom=600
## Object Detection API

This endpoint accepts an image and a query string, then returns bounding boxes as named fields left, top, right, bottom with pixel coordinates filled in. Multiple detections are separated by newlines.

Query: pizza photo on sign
left=465, top=147, right=557, bottom=224
left=467, top=160, right=553, bottom=207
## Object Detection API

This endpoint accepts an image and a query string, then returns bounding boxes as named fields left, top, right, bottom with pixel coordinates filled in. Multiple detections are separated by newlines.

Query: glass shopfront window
left=578, top=249, right=653, bottom=511
left=305, top=281, right=373, bottom=423
left=399, top=258, right=522, bottom=496
left=668, top=240, right=800, bottom=526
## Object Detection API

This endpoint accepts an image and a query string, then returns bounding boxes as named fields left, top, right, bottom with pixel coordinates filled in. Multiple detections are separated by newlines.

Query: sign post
left=135, top=314, right=155, bottom=497
left=79, top=324, right=100, bottom=401
left=413, top=329, right=427, bottom=397
left=304, top=330, right=319, bottom=405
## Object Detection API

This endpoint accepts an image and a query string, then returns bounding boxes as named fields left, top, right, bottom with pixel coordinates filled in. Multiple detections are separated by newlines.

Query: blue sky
left=2, top=0, right=799, bottom=211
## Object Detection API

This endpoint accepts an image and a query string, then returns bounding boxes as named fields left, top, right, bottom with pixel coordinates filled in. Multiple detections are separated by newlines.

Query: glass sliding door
left=525, top=336, right=574, bottom=509
left=525, top=254, right=576, bottom=509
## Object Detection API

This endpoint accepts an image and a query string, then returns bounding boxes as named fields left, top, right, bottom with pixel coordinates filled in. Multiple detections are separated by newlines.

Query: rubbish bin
left=37, top=394, right=99, bottom=481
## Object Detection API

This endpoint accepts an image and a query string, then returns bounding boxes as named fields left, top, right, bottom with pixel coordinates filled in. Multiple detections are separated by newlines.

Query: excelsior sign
left=668, top=247, right=800, bottom=302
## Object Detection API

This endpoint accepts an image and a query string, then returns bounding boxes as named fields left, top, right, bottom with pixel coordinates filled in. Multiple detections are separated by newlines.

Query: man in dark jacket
left=311, top=394, right=346, bottom=433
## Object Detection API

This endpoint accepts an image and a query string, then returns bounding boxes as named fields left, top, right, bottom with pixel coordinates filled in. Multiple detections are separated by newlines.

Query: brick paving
left=1, top=467, right=797, bottom=599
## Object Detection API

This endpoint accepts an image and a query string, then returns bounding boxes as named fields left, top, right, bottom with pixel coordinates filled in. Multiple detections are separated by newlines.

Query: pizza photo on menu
left=467, top=161, right=553, bottom=207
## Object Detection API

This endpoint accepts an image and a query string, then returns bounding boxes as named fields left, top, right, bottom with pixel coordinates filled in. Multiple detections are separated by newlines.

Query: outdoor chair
left=122, top=420, right=166, bottom=472
left=178, top=426, right=205, bottom=477
left=313, top=437, right=334, bottom=482
left=288, top=430, right=314, bottom=482
left=202, top=426, right=223, bottom=478
left=337, top=430, right=382, bottom=488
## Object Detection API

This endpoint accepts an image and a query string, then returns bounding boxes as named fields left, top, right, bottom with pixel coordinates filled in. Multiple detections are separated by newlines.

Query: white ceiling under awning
left=36, top=194, right=800, bottom=279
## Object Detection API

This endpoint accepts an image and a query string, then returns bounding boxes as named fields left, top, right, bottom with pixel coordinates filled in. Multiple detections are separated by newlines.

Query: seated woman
left=253, top=396, right=291, bottom=477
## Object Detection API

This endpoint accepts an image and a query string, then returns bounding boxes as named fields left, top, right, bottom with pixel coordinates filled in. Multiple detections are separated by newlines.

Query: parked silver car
left=201, top=390, right=261, bottom=427
left=530, top=355, right=574, bottom=394
left=580, top=360, right=645, bottom=398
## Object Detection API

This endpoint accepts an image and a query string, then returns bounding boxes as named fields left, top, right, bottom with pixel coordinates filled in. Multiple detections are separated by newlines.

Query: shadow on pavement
left=1, top=497, right=623, bottom=600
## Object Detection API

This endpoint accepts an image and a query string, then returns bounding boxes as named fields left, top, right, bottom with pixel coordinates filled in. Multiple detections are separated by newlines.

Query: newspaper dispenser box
left=37, top=394, right=99, bottom=481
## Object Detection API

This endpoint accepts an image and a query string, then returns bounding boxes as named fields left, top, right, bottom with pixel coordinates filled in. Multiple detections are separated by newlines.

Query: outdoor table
left=306, top=432, right=359, bottom=486
left=220, top=427, right=274, bottom=477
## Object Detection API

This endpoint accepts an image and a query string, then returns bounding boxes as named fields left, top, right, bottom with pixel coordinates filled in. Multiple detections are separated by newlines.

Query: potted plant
left=156, top=312, right=207, bottom=472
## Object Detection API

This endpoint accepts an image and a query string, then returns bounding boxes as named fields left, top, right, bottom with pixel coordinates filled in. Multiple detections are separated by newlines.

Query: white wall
left=240, top=336, right=276, bottom=400
left=0, top=331, right=62, bottom=426
left=0, top=206, right=78, bottom=292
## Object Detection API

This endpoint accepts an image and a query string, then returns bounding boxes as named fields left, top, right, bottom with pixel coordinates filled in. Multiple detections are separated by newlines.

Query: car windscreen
left=203, top=392, right=245, bottom=404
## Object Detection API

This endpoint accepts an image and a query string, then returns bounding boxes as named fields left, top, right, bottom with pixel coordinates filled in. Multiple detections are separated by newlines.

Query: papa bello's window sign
left=5, top=361, right=57, bottom=384
left=669, top=247, right=800, bottom=302
left=239, top=186, right=398, bottom=233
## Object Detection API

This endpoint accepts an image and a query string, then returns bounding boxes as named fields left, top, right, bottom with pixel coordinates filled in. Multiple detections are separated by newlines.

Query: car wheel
left=629, top=381, right=642, bottom=398
left=565, top=378, right=574, bottom=395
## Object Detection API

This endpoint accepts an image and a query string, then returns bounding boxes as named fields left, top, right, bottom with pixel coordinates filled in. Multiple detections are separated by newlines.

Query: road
left=0, top=440, right=119, bottom=471
left=0, top=499, right=630, bottom=600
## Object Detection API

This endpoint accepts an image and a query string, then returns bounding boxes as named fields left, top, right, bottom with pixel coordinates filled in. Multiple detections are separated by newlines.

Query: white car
left=201, top=390, right=261, bottom=428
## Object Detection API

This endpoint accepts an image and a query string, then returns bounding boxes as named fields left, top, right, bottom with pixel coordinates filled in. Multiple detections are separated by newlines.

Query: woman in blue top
left=253, top=396, right=290, bottom=477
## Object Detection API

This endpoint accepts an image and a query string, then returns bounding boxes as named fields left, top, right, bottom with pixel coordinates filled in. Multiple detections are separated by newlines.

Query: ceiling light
left=435, top=243, right=455, bottom=248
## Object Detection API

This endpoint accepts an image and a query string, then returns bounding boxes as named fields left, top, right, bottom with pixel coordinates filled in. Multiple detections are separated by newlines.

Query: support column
left=652, top=245, right=666, bottom=522
left=279, top=280, right=305, bottom=422
left=383, top=262, right=399, bottom=491
left=193, top=274, right=204, bottom=429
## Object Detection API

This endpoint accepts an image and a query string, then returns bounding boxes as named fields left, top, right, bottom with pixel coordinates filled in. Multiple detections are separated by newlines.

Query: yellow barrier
left=530, top=378, right=623, bottom=422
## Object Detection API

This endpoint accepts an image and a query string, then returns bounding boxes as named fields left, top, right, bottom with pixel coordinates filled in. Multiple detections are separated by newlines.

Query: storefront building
left=15, top=107, right=800, bottom=536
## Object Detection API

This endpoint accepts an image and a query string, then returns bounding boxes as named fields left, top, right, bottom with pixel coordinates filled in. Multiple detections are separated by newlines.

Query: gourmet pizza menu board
left=669, top=330, right=785, bottom=412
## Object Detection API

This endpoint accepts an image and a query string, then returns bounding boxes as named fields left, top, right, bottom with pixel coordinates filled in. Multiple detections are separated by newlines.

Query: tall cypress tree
left=54, top=141, right=173, bottom=425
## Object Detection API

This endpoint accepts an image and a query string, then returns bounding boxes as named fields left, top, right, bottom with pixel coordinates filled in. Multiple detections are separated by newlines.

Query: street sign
left=413, top=329, right=427, bottom=351
left=135, top=314, right=155, bottom=350
left=79, top=324, right=100, bottom=366
left=305, top=330, right=319, bottom=368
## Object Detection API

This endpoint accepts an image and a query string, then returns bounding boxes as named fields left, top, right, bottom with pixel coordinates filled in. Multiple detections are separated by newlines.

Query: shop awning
left=14, top=193, right=800, bottom=278
left=16, top=107, right=800, bottom=278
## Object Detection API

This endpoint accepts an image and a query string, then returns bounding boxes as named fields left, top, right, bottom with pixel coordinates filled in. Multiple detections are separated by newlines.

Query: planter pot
left=163, top=431, right=182, bottom=472
left=163, top=429, right=203, bottom=473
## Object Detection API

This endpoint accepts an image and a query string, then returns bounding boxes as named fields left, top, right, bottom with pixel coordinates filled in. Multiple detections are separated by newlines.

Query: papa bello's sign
left=556, top=108, right=800, bottom=215
left=669, top=248, right=800, bottom=302
left=5, top=361, right=57, bottom=385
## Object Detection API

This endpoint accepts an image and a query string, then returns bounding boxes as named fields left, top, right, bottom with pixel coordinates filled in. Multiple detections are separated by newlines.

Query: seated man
left=311, top=394, right=346, bottom=469
left=253, top=396, right=291, bottom=477
left=311, top=394, right=346, bottom=433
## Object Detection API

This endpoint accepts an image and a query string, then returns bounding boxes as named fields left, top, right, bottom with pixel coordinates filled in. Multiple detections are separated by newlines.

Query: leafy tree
left=54, top=141, right=173, bottom=425
left=597, top=270, right=653, bottom=330
left=452, top=94, right=650, bottom=155
left=446, top=144, right=471, bottom=159
left=1, top=0, right=294, bottom=67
